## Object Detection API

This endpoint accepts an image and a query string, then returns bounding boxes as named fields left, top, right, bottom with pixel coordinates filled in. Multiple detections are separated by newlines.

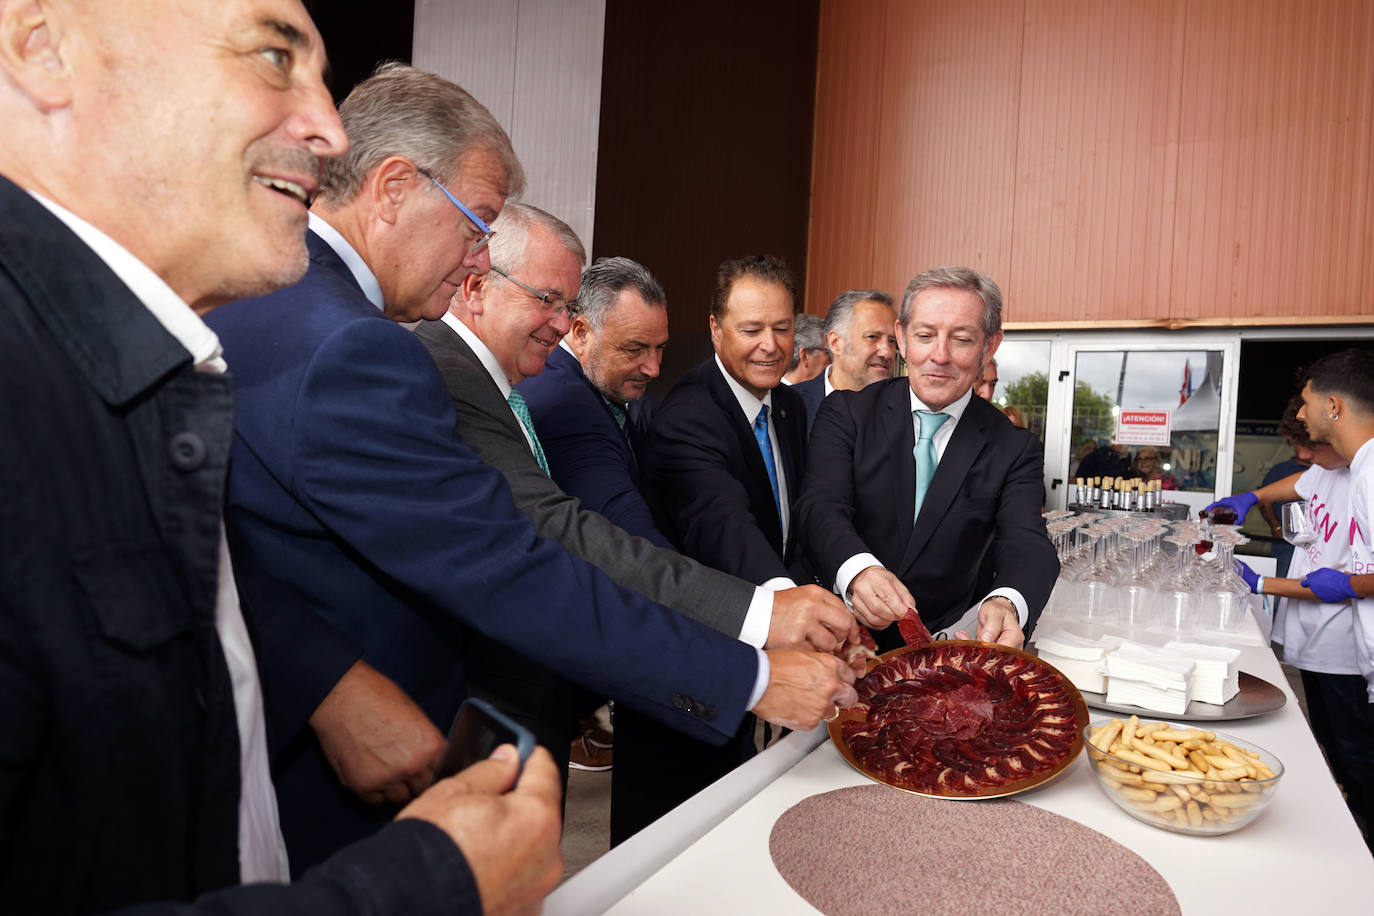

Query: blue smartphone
left=431, top=697, right=537, bottom=788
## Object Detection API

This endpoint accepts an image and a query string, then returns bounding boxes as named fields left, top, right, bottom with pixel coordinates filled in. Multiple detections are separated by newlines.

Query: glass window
left=993, top=340, right=1052, bottom=446
left=1068, top=350, right=1223, bottom=495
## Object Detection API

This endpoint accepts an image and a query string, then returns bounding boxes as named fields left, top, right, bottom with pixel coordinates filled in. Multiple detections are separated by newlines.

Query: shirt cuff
left=835, top=553, right=883, bottom=605
left=983, top=587, right=1028, bottom=626
left=760, top=577, right=797, bottom=592
left=746, top=647, right=770, bottom=710
left=737, top=586, right=776, bottom=648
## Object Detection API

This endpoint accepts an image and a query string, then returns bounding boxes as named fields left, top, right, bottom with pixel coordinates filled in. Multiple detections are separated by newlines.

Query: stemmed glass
left=1155, top=533, right=1200, bottom=633
left=1197, top=530, right=1252, bottom=630
left=1282, top=501, right=1316, bottom=546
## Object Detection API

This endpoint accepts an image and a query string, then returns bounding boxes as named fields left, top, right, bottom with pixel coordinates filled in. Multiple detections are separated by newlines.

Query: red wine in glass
left=1195, top=505, right=1239, bottom=553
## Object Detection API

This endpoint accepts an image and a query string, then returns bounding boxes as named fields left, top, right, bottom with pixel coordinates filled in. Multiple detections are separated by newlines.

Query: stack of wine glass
left=1042, top=509, right=1255, bottom=636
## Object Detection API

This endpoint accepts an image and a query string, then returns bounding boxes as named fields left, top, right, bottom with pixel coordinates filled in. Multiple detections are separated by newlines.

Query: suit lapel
left=898, top=394, right=987, bottom=575
left=705, top=365, right=785, bottom=551
left=427, top=321, right=526, bottom=438
left=887, top=383, right=919, bottom=556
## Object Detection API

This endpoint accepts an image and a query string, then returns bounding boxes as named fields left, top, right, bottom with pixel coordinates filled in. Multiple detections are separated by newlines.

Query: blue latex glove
left=1233, top=559, right=1260, bottom=593
left=1301, top=567, right=1359, bottom=602
left=1203, top=491, right=1259, bottom=521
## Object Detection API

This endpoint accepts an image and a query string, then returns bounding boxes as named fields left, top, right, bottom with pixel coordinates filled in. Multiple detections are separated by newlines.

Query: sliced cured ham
left=836, top=642, right=1085, bottom=796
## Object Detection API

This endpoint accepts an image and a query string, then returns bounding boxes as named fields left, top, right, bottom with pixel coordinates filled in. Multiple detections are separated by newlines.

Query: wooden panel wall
left=808, top=0, right=1374, bottom=326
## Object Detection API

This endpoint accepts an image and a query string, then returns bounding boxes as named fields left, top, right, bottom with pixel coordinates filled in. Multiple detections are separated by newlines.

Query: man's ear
left=0, top=0, right=73, bottom=111
left=369, top=156, right=420, bottom=225
left=458, top=270, right=486, bottom=315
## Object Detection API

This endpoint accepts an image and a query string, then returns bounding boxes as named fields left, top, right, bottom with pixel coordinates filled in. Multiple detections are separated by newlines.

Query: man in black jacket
left=0, top=0, right=561, bottom=912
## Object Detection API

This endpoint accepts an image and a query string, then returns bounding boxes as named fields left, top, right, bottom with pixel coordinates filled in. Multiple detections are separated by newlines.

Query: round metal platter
left=828, top=641, right=1090, bottom=799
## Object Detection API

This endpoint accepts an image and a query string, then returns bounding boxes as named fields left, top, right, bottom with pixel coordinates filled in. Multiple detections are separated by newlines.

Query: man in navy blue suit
left=793, top=289, right=898, bottom=430
left=0, top=2, right=564, bottom=913
left=207, top=66, right=857, bottom=871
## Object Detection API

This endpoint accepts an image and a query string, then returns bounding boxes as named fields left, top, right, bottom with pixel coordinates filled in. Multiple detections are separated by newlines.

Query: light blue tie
left=753, top=405, right=781, bottom=519
left=913, top=410, right=949, bottom=522
left=508, top=389, right=550, bottom=475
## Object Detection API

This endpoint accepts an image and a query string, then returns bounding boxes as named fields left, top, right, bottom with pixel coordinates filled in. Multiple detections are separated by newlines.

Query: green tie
left=507, top=388, right=549, bottom=475
left=913, top=409, right=949, bottom=523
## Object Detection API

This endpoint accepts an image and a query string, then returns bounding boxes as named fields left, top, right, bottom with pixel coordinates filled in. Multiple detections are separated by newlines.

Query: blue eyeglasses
left=418, top=168, right=495, bottom=254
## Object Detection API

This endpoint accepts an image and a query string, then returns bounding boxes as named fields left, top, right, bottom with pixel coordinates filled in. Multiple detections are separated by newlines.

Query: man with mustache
left=0, top=1, right=562, bottom=912
left=793, top=289, right=898, bottom=429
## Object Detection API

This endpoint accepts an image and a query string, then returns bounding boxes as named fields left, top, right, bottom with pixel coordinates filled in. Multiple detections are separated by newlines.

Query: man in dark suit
left=207, top=68, right=856, bottom=871
left=797, top=267, right=1059, bottom=652
left=417, top=222, right=856, bottom=835
left=643, top=255, right=812, bottom=585
left=793, top=289, right=898, bottom=429
left=0, top=2, right=562, bottom=913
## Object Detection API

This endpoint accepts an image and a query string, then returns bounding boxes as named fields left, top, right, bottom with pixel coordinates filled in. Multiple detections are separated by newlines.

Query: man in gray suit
left=412, top=203, right=858, bottom=775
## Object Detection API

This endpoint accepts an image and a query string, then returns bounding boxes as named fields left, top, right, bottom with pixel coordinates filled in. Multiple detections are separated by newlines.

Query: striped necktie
left=508, top=388, right=549, bottom=475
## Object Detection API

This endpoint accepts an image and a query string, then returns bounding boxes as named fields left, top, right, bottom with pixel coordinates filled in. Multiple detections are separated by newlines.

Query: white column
left=412, top=0, right=607, bottom=253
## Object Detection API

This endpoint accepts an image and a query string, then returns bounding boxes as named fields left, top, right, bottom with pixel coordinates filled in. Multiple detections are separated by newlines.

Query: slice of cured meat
left=839, top=642, right=1081, bottom=795
left=898, top=609, right=933, bottom=647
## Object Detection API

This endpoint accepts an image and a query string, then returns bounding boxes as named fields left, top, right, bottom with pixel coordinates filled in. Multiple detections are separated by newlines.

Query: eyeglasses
left=490, top=265, right=579, bottom=318
left=418, top=168, right=495, bottom=254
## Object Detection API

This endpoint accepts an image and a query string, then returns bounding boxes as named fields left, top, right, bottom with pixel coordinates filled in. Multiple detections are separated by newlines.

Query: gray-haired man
left=783, top=313, right=831, bottom=385
left=793, top=288, right=897, bottom=428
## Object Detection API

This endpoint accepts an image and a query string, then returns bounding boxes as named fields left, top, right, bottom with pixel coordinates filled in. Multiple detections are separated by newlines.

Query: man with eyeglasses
left=206, top=65, right=858, bottom=874
left=415, top=218, right=858, bottom=834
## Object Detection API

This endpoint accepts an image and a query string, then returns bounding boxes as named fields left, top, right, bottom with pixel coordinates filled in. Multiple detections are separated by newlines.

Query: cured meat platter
left=829, top=641, right=1089, bottom=799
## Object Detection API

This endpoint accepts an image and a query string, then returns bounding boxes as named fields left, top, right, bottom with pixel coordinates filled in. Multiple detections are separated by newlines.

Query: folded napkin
left=1105, top=641, right=1195, bottom=691
left=1035, top=631, right=1122, bottom=662
left=1037, top=653, right=1107, bottom=694
left=1105, top=679, right=1190, bottom=716
left=1162, top=640, right=1241, bottom=705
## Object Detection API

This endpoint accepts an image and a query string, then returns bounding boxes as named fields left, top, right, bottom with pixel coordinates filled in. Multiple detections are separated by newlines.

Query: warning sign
left=1116, top=409, right=1172, bottom=446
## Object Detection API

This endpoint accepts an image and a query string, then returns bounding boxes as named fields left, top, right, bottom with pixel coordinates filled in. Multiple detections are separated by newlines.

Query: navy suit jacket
left=518, top=345, right=672, bottom=549
left=0, top=179, right=476, bottom=913
left=641, top=358, right=810, bottom=584
left=792, top=371, right=827, bottom=431
left=796, top=378, right=1058, bottom=641
left=206, top=232, right=758, bottom=869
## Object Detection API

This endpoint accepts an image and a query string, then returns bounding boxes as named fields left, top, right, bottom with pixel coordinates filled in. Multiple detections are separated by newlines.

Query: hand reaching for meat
left=971, top=597, right=1023, bottom=648
left=847, top=565, right=914, bottom=629
left=767, top=584, right=861, bottom=653
left=838, top=625, right=879, bottom=676
left=754, top=649, right=860, bottom=729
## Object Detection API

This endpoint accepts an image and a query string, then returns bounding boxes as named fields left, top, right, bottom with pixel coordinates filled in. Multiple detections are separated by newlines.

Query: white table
left=549, top=618, right=1374, bottom=914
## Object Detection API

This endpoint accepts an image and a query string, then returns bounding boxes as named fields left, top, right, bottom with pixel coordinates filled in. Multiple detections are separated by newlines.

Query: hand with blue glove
left=1233, top=559, right=1261, bottom=593
left=1301, top=567, right=1359, bottom=603
left=1203, top=491, right=1259, bottom=522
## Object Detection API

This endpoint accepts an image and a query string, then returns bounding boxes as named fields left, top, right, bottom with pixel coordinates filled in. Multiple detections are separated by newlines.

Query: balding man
left=207, top=67, right=856, bottom=870
left=0, top=1, right=561, bottom=913
left=794, top=289, right=898, bottom=428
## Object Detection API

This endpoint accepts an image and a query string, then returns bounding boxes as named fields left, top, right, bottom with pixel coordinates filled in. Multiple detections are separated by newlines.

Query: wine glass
left=1282, top=501, right=1316, bottom=546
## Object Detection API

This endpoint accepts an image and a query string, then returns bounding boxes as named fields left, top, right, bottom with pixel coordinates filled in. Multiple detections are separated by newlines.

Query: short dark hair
left=711, top=255, right=797, bottom=321
left=1277, top=395, right=1313, bottom=448
left=1301, top=349, right=1374, bottom=413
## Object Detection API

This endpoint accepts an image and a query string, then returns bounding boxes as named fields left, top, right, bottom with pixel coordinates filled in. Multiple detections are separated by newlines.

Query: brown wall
left=593, top=0, right=821, bottom=392
left=808, top=0, right=1374, bottom=327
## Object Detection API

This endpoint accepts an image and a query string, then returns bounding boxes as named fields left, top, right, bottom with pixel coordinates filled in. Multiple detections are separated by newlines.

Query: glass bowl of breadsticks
left=1083, top=716, right=1283, bottom=836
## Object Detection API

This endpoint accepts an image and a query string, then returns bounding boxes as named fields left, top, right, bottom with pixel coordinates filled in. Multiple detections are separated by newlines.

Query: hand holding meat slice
left=847, top=565, right=914, bottom=629
left=767, top=584, right=862, bottom=653
left=898, top=608, right=933, bottom=648
left=839, top=625, right=880, bottom=676
left=754, top=649, right=859, bottom=730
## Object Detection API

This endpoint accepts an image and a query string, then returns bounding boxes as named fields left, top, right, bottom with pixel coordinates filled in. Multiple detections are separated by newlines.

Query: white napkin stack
left=1163, top=640, right=1242, bottom=705
left=1034, top=631, right=1121, bottom=694
left=1105, top=641, right=1196, bottom=715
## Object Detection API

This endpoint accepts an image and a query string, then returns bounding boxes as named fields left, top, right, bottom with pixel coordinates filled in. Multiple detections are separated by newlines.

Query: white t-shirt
left=1346, top=439, right=1374, bottom=699
left=1273, top=464, right=1360, bottom=674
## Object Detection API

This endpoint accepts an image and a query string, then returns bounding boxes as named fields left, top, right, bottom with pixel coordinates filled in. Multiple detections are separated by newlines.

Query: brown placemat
left=769, top=786, right=1178, bottom=916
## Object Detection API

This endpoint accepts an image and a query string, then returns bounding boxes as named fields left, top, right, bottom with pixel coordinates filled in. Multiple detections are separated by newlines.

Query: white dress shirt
left=835, top=386, right=1028, bottom=628
left=309, top=212, right=384, bottom=310
left=31, top=192, right=289, bottom=882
